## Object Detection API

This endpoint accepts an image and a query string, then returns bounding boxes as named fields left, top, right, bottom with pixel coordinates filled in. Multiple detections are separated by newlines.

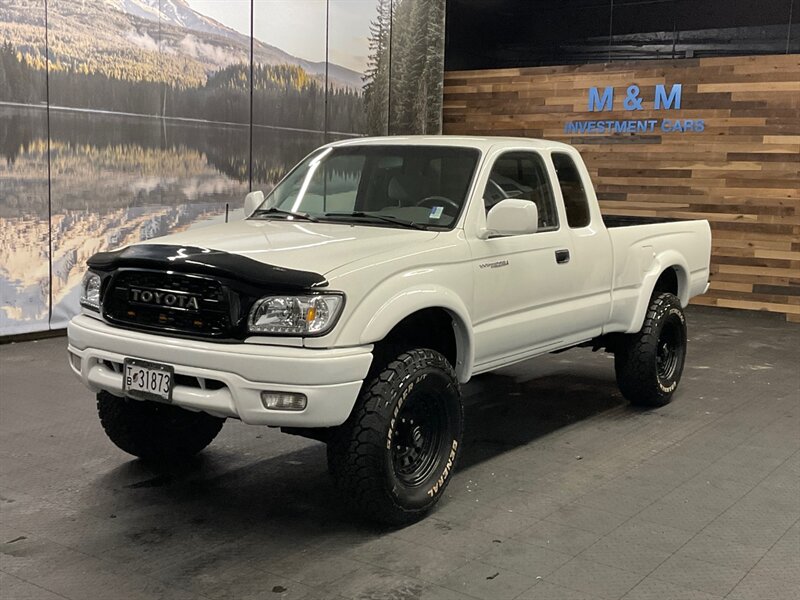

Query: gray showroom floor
left=1, top=307, right=798, bottom=600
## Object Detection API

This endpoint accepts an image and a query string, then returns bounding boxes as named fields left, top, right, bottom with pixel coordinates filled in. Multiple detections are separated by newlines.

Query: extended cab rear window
left=552, top=152, right=591, bottom=228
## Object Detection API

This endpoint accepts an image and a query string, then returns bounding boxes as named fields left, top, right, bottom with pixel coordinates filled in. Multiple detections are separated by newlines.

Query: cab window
left=483, top=151, right=559, bottom=232
left=552, top=153, right=591, bottom=228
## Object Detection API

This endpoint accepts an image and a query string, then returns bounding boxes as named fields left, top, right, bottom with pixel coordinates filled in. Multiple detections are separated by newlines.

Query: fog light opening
left=261, top=391, right=307, bottom=411
left=68, top=351, right=82, bottom=372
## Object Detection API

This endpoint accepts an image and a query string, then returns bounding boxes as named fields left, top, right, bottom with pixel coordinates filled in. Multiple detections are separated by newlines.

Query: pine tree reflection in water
left=0, top=106, right=325, bottom=333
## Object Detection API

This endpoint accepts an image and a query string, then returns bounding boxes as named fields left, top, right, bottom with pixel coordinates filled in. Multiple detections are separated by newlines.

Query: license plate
left=123, top=358, right=174, bottom=402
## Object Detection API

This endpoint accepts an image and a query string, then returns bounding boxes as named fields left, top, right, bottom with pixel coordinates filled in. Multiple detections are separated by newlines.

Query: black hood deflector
left=87, top=244, right=327, bottom=290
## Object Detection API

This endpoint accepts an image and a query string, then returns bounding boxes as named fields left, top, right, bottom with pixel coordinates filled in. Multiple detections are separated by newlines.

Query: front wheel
left=327, top=349, right=464, bottom=525
left=614, top=292, right=687, bottom=407
left=97, top=391, right=225, bottom=461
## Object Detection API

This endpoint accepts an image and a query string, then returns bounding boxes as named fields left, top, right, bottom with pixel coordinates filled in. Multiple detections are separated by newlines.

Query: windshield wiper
left=322, top=211, right=426, bottom=230
left=252, top=207, right=318, bottom=222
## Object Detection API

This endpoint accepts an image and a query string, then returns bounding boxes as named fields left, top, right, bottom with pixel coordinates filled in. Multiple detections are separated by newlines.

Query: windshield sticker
left=429, top=206, right=444, bottom=220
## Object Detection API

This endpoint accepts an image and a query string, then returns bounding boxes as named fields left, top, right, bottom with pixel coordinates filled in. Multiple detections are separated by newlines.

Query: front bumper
left=67, top=314, right=373, bottom=427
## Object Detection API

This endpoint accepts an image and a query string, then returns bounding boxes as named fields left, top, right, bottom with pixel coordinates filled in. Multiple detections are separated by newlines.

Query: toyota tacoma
left=68, top=136, right=712, bottom=524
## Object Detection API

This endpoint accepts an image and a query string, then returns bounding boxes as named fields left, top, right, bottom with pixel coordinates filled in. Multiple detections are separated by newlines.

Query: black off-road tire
left=615, top=292, right=687, bottom=407
left=327, top=349, right=463, bottom=526
left=97, top=391, right=224, bottom=461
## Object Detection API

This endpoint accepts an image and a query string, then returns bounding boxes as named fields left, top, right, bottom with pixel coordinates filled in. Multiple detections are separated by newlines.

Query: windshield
left=252, top=145, right=480, bottom=229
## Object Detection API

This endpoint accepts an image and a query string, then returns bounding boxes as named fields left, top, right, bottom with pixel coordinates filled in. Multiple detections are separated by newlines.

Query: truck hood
left=122, top=219, right=440, bottom=277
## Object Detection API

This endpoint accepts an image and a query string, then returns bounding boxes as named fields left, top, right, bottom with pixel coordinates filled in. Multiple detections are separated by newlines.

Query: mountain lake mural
left=0, top=0, right=446, bottom=335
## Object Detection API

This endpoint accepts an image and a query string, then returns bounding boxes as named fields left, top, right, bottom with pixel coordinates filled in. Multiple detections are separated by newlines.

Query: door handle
left=555, top=249, right=570, bottom=264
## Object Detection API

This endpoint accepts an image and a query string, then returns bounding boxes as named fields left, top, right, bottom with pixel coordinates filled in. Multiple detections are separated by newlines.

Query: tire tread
left=327, top=349, right=461, bottom=525
left=97, top=392, right=224, bottom=461
left=615, top=292, right=686, bottom=407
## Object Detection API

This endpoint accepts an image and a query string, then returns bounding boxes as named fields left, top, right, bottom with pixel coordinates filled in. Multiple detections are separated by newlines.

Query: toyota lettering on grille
left=129, top=288, right=201, bottom=311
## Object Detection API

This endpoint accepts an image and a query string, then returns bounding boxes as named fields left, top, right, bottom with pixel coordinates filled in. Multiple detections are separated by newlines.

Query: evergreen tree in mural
left=363, top=0, right=392, bottom=136
left=362, top=0, right=445, bottom=136
left=422, top=0, right=446, bottom=132
left=0, top=41, right=44, bottom=103
left=0, top=44, right=363, bottom=132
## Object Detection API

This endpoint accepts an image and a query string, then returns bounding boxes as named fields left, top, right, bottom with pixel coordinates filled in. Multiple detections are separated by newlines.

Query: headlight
left=80, top=272, right=102, bottom=311
left=248, top=294, right=344, bottom=335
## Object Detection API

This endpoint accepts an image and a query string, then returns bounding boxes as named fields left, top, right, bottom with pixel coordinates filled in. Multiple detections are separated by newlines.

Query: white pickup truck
left=68, top=136, right=711, bottom=524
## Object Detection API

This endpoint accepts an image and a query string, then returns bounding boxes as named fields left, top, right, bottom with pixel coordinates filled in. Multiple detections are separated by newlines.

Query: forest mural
left=0, top=0, right=446, bottom=336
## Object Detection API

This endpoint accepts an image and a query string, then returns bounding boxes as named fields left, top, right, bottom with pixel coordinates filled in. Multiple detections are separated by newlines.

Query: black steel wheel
left=327, top=348, right=463, bottom=525
left=656, top=317, right=683, bottom=382
left=391, top=388, right=447, bottom=487
left=615, top=292, right=688, bottom=407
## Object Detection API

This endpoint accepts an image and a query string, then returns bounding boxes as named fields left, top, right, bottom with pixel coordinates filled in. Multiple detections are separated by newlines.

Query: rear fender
left=627, top=250, right=690, bottom=333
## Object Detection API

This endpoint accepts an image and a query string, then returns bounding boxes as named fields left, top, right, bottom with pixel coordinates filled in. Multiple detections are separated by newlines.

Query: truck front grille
left=103, top=270, right=233, bottom=338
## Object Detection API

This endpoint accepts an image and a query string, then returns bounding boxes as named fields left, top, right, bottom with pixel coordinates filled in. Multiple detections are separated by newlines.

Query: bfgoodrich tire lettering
left=327, top=349, right=464, bottom=525
left=97, top=391, right=224, bottom=461
left=615, top=292, right=688, bottom=407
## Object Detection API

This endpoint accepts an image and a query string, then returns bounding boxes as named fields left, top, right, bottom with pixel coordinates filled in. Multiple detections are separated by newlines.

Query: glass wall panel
left=389, top=0, right=446, bottom=134
left=0, top=0, right=50, bottom=335
left=45, top=0, right=163, bottom=327
left=157, top=0, right=250, bottom=228
left=251, top=0, right=328, bottom=190
left=327, top=0, right=374, bottom=136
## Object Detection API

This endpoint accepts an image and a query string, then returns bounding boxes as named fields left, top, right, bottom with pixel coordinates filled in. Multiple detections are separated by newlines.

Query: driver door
left=469, top=150, right=576, bottom=371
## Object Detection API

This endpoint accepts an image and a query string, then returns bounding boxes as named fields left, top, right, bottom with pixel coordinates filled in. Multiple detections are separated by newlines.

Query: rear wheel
left=97, top=391, right=224, bottom=461
left=614, top=292, right=687, bottom=407
left=327, top=348, right=463, bottom=525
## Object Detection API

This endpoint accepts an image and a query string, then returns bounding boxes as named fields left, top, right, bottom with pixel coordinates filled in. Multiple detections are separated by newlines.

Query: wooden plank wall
left=443, top=55, right=800, bottom=322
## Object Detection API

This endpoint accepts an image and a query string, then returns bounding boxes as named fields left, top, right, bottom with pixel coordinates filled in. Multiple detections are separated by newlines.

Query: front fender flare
left=349, top=285, right=475, bottom=382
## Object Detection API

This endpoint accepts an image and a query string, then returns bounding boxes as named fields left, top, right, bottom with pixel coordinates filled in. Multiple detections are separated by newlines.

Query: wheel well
left=653, top=267, right=679, bottom=298
left=376, top=308, right=458, bottom=369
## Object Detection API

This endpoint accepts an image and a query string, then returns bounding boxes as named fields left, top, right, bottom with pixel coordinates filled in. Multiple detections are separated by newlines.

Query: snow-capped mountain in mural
left=112, top=0, right=236, bottom=39
left=108, top=0, right=363, bottom=88
left=0, top=0, right=362, bottom=89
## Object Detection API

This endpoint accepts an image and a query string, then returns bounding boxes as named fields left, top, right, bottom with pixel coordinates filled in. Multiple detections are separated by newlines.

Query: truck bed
left=604, top=216, right=712, bottom=334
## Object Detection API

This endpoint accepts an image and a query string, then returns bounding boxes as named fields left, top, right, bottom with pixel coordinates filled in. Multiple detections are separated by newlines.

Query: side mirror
left=482, top=199, right=538, bottom=238
left=244, top=190, right=264, bottom=218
